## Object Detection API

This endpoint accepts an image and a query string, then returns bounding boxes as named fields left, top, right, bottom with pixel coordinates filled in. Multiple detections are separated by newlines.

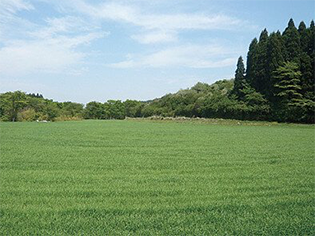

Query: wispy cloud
left=29, top=16, right=99, bottom=39
left=55, top=0, right=252, bottom=44
left=109, top=44, right=238, bottom=68
left=0, top=0, right=248, bottom=76
left=0, top=0, right=34, bottom=14
left=0, top=0, right=35, bottom=40
left=0, top=4, right=108, bottom=75
left=74, top=1, right=244, bottom=30
left=0, top=32, right=104, bottom=75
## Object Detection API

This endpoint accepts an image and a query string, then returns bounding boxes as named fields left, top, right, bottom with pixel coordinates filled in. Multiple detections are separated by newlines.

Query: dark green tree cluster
left=241, top=19, right=315, bottom=122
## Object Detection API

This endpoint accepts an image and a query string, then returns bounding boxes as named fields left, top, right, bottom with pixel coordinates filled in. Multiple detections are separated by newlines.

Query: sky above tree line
left=0, top=0, right=314, bottom=103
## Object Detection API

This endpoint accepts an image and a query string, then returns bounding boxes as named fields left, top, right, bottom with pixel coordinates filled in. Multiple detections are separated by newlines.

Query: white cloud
left=30, top=16, right=96, bottom=39
left=0, top=40, right=79, bottom=75
left=0, top=31, right=105, bottom=75
left=0, top=0, right=246, bottom=76
left=109, top=44, right=238, bottom=68
left=0, top=7, right=107, bottom=75
left=0, top=0, right=33, bottom=14
left=56, top=0, right=251, bottom=44
left=75, top=2, right=243, bottom=30
left=0, top=1, right=110, bottom=76
left=0, top=0, right=35, bottom=40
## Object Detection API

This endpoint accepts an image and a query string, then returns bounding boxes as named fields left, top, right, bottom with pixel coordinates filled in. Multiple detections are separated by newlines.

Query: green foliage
left=245, top=38, right=258, bottom=85
left=273, top=62, right=308, bottom=122
left=273, top=62, right=303, bottom=102
left=0, top=91, right=84, bottom=121
left=124, top=100, right=143, bottom=117
left=253, top=29, right=269, bottom=96
left=17, top=108, right=37, bottom=121
left=298, top=21, right=309, bottom=52
left=231, top=56, right=246, bottom=99
left=60, top=102, right=84, bottom=118
left=266, top=31, right=285, bottom=99
left=282, top=19, right=301, bottom=62
left=84, top=101, right=105, bottom=119
left=0, top=91, right=27, bottom=121
left=243, top=19, right=314, bottom=123
left=105, top=100, right=125, bottom=119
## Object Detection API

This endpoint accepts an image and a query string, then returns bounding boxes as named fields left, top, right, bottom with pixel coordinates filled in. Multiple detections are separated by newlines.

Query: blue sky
left=0, top=0, right=314, bottom=103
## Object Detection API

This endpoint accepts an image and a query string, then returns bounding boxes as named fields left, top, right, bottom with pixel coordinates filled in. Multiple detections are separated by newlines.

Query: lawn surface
left=0, top=120, right=314, bottom=235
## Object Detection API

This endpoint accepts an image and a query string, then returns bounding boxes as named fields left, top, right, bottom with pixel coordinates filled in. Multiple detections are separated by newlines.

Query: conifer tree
left=298, top=21, right=313, bottom=97
left=246, top=38, right=258, bottom=86
left=298, top=21, right=309, bottom=52
left=253, top=29, right=269, bottom=96
left=309, top=20, right=315, bottom=96
left=308, top=20, right=315, bottom=57
left=282, top=19, right=301, bottom=62
left=266, top=31, right=285, bottom=100
left=232, top=56, right=246, bottom=99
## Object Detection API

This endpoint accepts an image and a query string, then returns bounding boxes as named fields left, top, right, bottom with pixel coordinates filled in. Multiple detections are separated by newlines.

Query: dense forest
left=0, top=19, right=314, bottom=123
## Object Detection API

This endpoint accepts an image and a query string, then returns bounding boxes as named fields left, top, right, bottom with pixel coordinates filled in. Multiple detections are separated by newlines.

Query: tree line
left=0, top=19, right=314, bottom=123
left=0, top=91, right=144, bottom=121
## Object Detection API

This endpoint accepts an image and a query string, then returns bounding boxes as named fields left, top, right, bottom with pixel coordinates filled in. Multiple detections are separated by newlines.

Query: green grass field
left=0, top=120, right=314, bottom=235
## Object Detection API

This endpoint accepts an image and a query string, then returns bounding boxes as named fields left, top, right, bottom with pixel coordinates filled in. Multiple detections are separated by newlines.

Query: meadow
left=0, top=120, right=314, bottom=235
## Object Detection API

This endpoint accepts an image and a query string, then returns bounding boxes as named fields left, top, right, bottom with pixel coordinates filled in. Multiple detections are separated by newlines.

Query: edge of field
left=125, top=117, right=314, bottom=127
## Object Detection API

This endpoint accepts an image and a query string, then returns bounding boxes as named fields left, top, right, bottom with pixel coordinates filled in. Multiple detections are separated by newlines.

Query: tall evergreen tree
left=298, top=21, right=313, bottom=97
left=309, top=20, right=315, bottom=97
left=308, top=20, right=315, bottom=57
left=298, top=21, right=309, bottom=52
left=246, top=38, right=258, bottom=86
left=266, top=31, right=285, bottom=100
left=252, top=29, right=269, bottom=96
left=232, top=56, right=246, bottom=99
left=282, top=19, right=301, bottom=62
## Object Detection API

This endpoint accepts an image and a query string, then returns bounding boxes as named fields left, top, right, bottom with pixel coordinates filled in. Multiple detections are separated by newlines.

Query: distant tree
left=17, top=108, right=37, bottom=121
left=0, top=91, right=27, bottom=121
left=44, top=101, right=60, bottom=120
left=266, top=31, right=285, bottom=100
left=191, top=82, right=211, bottom=93
left=28, top=93, right=43, bottom=99
left=105, top=100, right=125, bottom=119
left=273, top=62, right=304, bottom=121
left=61, top=102, right=84, bottom=117
left=232, top=56, right=246, bottom=99
left=84, top=101, right=104, bottom=119
left=124, top=100, right=142, bottom=117
left=241, top=84, right=270, bottom=120
left=282, top=19, right=301, bottom=62
left=299, top=52, right=313, bottom=97
left=308, top=20, right=315, bottom=58
left=246, top=38, right=258, bottom=85
left=253, top=29, right=269, bottom=95
left=308, top=20, right=315, bottom=99
left=298, top=21, right=309, bottom=52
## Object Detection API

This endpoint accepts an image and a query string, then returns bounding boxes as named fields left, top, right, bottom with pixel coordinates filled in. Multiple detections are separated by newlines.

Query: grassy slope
left=0, top=120, right=314, bottom=235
